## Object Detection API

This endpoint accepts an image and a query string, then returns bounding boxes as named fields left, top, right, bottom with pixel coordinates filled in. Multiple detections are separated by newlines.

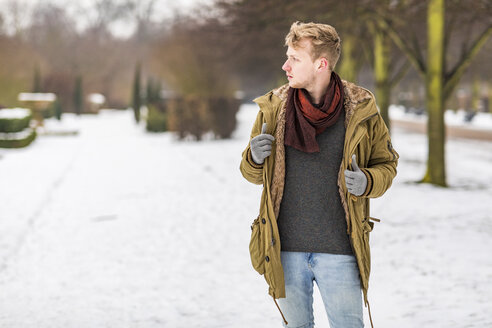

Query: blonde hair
left=285, top=21, right=341, bottom=70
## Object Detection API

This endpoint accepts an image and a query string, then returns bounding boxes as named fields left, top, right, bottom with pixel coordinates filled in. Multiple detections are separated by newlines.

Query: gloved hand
left=344, top=154, right=367, bottom=196
left=250, top=123, right=275, bottom=165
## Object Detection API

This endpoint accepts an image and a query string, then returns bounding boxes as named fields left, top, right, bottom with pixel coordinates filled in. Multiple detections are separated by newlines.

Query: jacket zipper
left=262, top=159, right=275, bottom=247
left=348, top=130, right=366, bottom=160
left=347, top=112, right=378, bottom=159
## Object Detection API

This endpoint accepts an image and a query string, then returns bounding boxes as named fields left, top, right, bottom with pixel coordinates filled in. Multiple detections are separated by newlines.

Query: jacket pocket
left=362, top=217, right=375, bottom=233
left=348, top=127, right=368, bottom=161
left=361, top=217, right=377, bottom=247
left=249, top=216, right=265, bottom=275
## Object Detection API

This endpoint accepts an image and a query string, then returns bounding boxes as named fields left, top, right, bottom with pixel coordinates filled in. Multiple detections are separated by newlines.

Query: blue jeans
left=277, top=251, right=364, bottom=328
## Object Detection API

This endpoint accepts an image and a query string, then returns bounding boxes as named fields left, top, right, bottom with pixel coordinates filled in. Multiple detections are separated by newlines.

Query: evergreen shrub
left=146, top=104, right=167, bottom=132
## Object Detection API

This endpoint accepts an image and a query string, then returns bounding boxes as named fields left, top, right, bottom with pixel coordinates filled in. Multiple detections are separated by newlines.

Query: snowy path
left=0, top=106, right=491, bottom=327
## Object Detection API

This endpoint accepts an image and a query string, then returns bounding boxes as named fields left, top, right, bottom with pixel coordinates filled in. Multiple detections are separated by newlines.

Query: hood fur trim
left=272, top=84, right=289, bottom=101
left=341, top=80, right=372, bottom=128
left=270, top=90, right=287, bottom=218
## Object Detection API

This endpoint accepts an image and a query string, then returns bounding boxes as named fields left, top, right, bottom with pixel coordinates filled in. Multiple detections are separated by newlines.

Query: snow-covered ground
left=0, top=108, right=31, bottom=119
left=390, top=105, right=492, bottom=130
left=0, top=105, right=491, bottom=328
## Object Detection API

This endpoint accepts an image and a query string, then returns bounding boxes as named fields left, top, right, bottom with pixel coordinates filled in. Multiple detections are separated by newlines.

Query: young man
left=240, top=21, right=399, bottom=327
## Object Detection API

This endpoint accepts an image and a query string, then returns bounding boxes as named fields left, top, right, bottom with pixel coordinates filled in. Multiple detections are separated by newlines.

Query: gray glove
left=344, top=154, right=367, bottom=196
left=250, top=123, right=275, bottom=165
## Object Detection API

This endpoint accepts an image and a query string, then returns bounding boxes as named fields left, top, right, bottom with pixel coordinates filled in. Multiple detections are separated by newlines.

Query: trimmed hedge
left=0, top=128, right=36, bottom=148
left=0, top=109, right=36, bottom=148
left=0, top=110, right=32, bottom=133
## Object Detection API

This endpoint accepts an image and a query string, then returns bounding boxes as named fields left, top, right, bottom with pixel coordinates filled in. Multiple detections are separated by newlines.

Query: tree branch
left=390, top=60, right=411, bottom=85
left=443, top=9, right=457, bottom=73
left=376, top=17, right=426, bottom=77
left=444, top=24, right=492, bottom=100
left=410, top=28, right=425, bottom=71
left=365, top=20, right=378, bottom=70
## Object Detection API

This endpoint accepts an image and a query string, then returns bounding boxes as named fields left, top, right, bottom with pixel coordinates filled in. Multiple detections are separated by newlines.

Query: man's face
left=282, top=38, right=320, bottom=90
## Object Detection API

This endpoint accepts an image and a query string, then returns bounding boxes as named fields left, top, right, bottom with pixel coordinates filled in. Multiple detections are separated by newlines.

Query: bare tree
left=0, top=35, right=37, bottom=105
left=0, top=12, right=4, bottom=35
left=0, top=0, right=31, bottom=37
left=126, top=0, right=158, bottom=43
left=84, top=0, right=132, bottom=38
left=27, top=3, right=78, bottom=70
left=376, top=0, right=492, bottom=186
left=152, top=14, right=238, bottom=97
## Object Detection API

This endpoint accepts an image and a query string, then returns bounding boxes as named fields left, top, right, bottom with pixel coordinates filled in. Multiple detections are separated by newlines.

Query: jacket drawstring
left=272, top=295, right=288, bottom=325
left=366, top=299, right=374, bottom=328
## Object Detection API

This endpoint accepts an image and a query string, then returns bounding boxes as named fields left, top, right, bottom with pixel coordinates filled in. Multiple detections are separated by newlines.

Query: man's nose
left=282, top=60, right=290, bottom=72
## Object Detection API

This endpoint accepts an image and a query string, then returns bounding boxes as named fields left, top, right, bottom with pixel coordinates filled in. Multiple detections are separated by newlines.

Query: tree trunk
left=338, top=34, right=357, bottom=83
left=471, top=76, right=480, bottom=112
left=422, top=0, right=446, bottom=186
left=74, top=75, right=83, bottom=116
left=33, top=65, right=42, bottom=93
left=374, top=28, right=391, bottom=130
left=489, top=81, right=492, bottom=114
left=132, top=62, right=141, bottom=123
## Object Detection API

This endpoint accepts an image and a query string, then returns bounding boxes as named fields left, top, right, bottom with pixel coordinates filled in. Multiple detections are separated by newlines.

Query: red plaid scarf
left=284, top=71, right=344, bottom=153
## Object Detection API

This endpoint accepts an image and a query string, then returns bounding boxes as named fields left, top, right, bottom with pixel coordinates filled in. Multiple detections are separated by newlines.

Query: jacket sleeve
left=360, top=112, right=399, bottom=198
left=239, top=108, right=265, bottom=185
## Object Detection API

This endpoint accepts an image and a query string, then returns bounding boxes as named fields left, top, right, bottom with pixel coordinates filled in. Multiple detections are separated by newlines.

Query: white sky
left=0, top=0, right=213, bottom=38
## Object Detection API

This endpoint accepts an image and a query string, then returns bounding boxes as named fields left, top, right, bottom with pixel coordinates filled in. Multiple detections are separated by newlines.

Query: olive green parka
left=240, top=80, right=399, bottom=311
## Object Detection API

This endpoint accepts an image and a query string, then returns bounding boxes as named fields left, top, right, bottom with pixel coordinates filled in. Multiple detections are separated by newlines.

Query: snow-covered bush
left=0, top=108, right=36, bottom=148
left=0, top=108, right=32, bottom=132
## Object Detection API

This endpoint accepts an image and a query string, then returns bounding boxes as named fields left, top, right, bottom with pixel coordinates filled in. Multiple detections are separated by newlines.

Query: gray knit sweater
left=277, top=110, right=353, bottom=255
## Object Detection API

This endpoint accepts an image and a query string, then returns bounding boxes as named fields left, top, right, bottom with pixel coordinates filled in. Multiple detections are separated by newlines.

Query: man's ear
left=317, top=57, right=330, bottom=71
